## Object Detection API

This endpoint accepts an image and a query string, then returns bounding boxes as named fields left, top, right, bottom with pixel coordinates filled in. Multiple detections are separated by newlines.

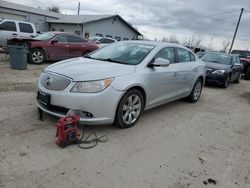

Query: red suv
left=28, top=32, right=99, bottom=64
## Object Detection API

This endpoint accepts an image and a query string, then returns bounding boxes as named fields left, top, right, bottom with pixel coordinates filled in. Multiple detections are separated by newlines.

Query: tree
left=221, top=40, right=230, bottom=53
left=161, top=37, right=169, bottom=43
left=168, top=35, right=180, bottom=44
left=47, top=6, right=60, bottom=13
left=208, top=37, right=214, bottom=50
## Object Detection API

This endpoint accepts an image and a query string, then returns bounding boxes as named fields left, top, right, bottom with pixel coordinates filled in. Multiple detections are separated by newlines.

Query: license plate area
left=37, top=91, right=51, bottom=106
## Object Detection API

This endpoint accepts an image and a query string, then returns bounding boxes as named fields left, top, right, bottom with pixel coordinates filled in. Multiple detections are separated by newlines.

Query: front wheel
left=114, top=89, right=144, bottom=128
left=188, top=78, right=203, bottom=103
left=222, top=75, right=230, bottom=88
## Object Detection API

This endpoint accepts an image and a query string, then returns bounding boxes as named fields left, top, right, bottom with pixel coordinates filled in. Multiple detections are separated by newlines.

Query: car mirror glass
left=51, top=40, right=58, bottom=44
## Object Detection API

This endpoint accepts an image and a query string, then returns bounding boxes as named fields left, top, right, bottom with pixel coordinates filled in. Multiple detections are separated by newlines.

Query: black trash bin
left=8, top=45, right=28, bottom=70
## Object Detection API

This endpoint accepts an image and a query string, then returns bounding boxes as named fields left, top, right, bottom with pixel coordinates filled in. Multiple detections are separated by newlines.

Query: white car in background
left=0, top=19, right=37, bottom=46
left=89, top=36, right=116, bottom=47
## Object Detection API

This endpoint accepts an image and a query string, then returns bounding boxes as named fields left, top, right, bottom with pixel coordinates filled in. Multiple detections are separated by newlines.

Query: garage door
left=0, top=12, right=26, bottom=21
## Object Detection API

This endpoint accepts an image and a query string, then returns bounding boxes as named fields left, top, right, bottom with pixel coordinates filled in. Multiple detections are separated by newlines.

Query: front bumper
left=37, top=81, right=124, bottom=125
left=206, top=73, right=228, bottom=85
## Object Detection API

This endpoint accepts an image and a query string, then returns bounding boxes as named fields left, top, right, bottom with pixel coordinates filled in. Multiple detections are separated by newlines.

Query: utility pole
left=77, top=2, right=80, bottom=15
left=229, top=8, right=244, bottom=53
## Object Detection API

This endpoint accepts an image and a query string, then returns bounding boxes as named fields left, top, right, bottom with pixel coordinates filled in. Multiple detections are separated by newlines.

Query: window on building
left=123, top=38, right=129, bottom=41
left=69, top=36, right=88, bottom=43
left=60, top=28, right=64, bottom=32
left=153, top=48, right=176, bottom=64
left=0, top=21, right=16, bottom=31
left=115, top=36, right=121, bottom=41
left=176, top=48, right=191, bottom=63
left=18, top=23, right=33, bottom=33
left=85, top=32, right=90, bottom=38
left=75, top=31, right=81, bottom=36
left=55, top=35, right=69, bottom=42
left=52, top=28, right=55, bottom=31
left=106, top=35, right=112, bottom=38
left=96, top=33, right=103, bottom=37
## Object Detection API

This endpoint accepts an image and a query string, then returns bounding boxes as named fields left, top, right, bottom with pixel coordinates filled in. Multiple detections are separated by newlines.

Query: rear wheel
left=245, top=67, right=250, bottom=80
left=29, top=48, right=45, bottom=64
left=114, top=89, right=144, bottom=128
left=188, top=78, right=203, bottom=103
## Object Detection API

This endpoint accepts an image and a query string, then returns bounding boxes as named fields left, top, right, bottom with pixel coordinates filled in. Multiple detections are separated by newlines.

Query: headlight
left=70, top=78, right=113, bottom=93
left=212, top=70, right=225, bottom=74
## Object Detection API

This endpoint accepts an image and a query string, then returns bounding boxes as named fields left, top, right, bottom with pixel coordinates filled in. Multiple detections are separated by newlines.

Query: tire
left=222, top=75, right=230, bottom=88
left=234, top=72, right=241, bottom=83
left=188, top=78, right=203, bottom=103
left=29, top=48, right=45, bottom=64
left=245, top=67, right=250, bottom=80
left=114, top=89, right=145, bottom=128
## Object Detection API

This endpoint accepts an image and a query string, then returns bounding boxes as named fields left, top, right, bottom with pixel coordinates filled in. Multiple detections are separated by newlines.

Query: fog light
left=67, top=110, right=93, bottom=118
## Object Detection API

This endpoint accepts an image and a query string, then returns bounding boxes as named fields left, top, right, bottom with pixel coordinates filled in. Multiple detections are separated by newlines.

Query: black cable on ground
left=77, top=126, right=108, bottom=149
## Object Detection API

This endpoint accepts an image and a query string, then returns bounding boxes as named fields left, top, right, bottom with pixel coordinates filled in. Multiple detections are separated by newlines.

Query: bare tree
left=47, top=6, right=60, bottom=13
left=161, top=37, right=169, bottom=43
left=221, top=40, right=230, bottom=53
left=208, top=37, right=214, bottom=50
left=168, top=35, right=180, bottom=44
left=194, top=36, right=202, bottom=47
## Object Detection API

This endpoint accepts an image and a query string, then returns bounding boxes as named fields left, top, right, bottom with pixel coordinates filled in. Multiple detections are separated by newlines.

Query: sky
left=5, top=0, right=250, bottom=50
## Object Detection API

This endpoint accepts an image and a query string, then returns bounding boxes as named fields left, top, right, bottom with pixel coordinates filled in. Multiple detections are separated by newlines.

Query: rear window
left=69, top=36, right=88, bottom=43
left=19, top=23, right=33, bottom=33
left=177, top=48, right=191, bottom=62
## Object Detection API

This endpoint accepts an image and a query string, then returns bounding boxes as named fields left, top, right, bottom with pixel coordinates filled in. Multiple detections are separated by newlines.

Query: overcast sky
left=5, top=0, right=250, bottom=50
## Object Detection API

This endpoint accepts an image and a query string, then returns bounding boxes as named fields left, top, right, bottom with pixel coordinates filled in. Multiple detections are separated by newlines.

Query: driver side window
left=154, top=47, right=175, bottom=64
left=54, top=35, right=69, bottom=43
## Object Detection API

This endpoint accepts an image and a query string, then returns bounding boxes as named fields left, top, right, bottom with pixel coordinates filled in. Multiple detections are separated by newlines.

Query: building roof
left=0, top=0, right=62, bottom=18
left=47, top=15, right=142, bottom=36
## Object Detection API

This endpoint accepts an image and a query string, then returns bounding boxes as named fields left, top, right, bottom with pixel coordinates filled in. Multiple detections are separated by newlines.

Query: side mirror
left=96, top=41, right=100, bottom=44
left=51, top=40, right=58, bottom=45
left=150, top=58, right=170, bottom=67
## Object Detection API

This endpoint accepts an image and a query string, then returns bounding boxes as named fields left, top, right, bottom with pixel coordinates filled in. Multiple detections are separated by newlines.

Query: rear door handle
left=173, top=72, right=178, bottom=76
left=65, top=45, right=70, bottom=47
left=193, top=68, right=198, bottom=72
left=12, top=33, right=17, bottom=36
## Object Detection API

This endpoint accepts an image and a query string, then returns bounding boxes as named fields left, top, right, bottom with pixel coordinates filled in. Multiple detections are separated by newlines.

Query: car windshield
left=201, top=53, right=232, bottom=65
left=86, top=42, right=155, bottom=65
left=34, top=33, right=55, bottom=40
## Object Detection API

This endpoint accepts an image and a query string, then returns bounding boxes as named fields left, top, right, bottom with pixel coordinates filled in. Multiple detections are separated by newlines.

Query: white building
left=0, top=0, right=142, bottom=40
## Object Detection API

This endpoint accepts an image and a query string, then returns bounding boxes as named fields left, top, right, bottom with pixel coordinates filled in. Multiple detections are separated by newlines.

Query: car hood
left=45, top=57, right=136, bottom=81
left=204, top=61, right=231, bottom=70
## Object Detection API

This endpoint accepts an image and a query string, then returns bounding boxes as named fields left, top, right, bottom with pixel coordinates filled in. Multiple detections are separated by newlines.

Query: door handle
left=12, top=33, right=17, bottom=36
left=193, top=68, right=198, bottom=72
left=65, top=45, right=70, bottom=47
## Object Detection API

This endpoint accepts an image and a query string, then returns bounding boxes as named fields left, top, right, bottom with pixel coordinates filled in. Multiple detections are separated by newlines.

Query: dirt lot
left=0, top=53, right=250, bottom=188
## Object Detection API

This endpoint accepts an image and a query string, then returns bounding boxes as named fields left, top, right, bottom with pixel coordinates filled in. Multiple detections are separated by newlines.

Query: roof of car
left=203, top=51, right=237, bottom=57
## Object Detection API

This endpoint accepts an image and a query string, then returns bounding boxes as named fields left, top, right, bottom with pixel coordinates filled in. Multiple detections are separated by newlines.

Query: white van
left=0, top=19, right=37, bottom=46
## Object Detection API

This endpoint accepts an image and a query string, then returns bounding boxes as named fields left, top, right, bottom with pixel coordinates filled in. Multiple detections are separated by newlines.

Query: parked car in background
left=196, top=51, right=206, bottom=58
left=28, top=32, right=99, bottom=64
left=231, top=50, right=250, bottom=80
left=89, top=36, right=116, bottom=47
left=0, top=19, right=37, bottom=47
left=201, top=52, right=242, bottom=88
left=37, top=41, right=206, bottom=128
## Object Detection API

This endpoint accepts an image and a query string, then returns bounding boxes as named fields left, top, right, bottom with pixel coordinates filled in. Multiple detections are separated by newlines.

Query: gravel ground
left=0, top=53, right=250, bottom=188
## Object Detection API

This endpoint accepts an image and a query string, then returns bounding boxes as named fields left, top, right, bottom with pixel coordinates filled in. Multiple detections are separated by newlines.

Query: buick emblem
left=46, top=77, right=51, bottom=87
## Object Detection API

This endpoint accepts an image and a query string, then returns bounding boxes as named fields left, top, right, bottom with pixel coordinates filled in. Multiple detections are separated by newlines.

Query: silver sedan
left=37, top=41, right=206, bottom=128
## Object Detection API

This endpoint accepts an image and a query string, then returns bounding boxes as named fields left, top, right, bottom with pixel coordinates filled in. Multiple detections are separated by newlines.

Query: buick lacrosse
left=37, top=41, right=206, bottom=128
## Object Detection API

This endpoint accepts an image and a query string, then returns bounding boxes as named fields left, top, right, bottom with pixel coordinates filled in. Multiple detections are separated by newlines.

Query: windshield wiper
left=100, top=58, right=128, bottom=64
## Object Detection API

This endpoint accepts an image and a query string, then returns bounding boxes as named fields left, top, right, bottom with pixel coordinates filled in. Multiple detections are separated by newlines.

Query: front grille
left=40, top=72, right=71, bottom=91
left=206, top=69, right=213, bottom=75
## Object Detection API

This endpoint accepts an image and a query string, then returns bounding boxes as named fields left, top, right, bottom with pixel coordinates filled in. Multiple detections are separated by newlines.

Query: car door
left=146, top=47, right=179, bottom=108
left=18, top=22, right=35, bottom=38
left=0, top=21, right=18, bottom=46
left=231, top=56, right=242, bottom=81
left=175, top=48, right=197, bottom=96
left=69, top=35, right=89, bottom=57
left=47, top=34, right=70, bottom=60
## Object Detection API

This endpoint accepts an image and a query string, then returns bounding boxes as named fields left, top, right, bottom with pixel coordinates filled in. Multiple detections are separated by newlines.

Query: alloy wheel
left=122, top=94, right=142, bottom=125
left=193, top=80, right=202, bottom=101
left=32, top=51, right=44, bottom=64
